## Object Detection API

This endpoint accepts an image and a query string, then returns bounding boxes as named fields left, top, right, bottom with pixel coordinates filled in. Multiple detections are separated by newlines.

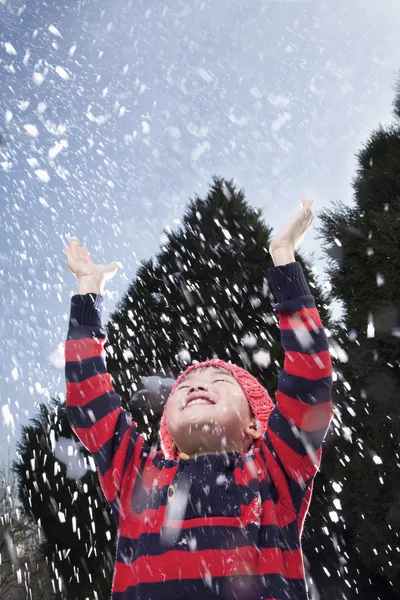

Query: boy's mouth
left=183, top=394, right=215, bottom=410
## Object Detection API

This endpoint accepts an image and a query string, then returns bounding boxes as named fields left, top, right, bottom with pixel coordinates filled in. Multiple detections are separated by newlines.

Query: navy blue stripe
left=65, top=355, right=107, bottom=383
left=66, top=391, right=121, bottom=429
left=278, top=371, right=332, bottom=405
left=268, top=262, right=311, bottom=303
left=280, top=326, right=329, bottom=354
left=131, top=476, right=275, bottom=515
left=274, top=293, right=316, bottom=314
left=267, top=406, right=330, bottom=457
left=289, top=483, right=304, bottom=516
left=70, top=294, right=104, bottom=327
left=151, top=452, right=169, bottom=469
left=291, top=476, right=314, bottom=516
left=117, top=518, right=300, bottom=563
left=66, top=324, right=105, bottom=341
left=113, top=573, right=307, bottom=600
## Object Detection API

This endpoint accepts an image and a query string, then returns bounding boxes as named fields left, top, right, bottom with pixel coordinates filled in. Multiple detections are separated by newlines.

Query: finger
left=82, top=247, right=92, bottom=262
left=77, top=245, right=86, bottom=262
left=304, top=202, right=313, bottom=216
left=106, top=261, right=118, bottom=272
left=306, top=214, right=315, bottom=228
left=104, top=262, right=119, bottom=280
left=68, top=238, right=81, bottom=260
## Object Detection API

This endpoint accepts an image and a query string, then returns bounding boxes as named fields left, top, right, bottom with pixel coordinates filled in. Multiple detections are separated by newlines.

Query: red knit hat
left=160, top=359, right=275, bottom=459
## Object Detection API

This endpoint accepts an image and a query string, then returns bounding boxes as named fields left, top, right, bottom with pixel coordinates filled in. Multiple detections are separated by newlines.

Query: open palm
left=64, top=237, right=118, bottom=282
left=269, top=197, right=315, bottom=253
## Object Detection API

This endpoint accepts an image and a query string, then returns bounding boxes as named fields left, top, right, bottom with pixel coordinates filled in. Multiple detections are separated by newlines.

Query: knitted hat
left=160, top=359, right=275, bottom=459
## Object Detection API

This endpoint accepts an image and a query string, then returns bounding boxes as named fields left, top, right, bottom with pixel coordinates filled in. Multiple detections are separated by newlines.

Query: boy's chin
left=174, top=430, right=240, bottom=456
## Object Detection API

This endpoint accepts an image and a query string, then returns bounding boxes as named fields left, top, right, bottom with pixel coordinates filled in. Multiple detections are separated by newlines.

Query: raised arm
left=263, top=200, right=334, bottom=534
left=64, top=238, right=146, bottom=522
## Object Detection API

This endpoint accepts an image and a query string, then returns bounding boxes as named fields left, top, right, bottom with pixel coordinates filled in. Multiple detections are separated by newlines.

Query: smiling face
left=165, top=366, right=261, bottom=456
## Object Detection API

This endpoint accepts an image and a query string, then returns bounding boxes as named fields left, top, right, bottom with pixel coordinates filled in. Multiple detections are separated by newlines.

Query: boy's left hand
left=269, top=197, right=315, bottom=256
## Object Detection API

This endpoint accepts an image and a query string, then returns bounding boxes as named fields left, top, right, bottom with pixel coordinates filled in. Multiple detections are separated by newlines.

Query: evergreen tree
left=106, top=177, right=332, bottom=447
left=306, top=87, right=400, bottom=598
left=13, top=400, right=117, bottom=600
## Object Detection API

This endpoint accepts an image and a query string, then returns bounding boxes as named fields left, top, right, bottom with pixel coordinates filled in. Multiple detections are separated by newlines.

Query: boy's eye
left=177, top=378, right=230, bottom=391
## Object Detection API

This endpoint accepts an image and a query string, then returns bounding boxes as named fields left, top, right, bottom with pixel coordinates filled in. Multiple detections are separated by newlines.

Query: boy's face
left=165, top=366, right=261, bottom=455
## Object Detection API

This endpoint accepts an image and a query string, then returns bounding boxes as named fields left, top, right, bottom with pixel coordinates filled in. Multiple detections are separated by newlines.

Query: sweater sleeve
left=264, top=262, right=334, bottom=532
left=64, top=293, right=146, bottom=513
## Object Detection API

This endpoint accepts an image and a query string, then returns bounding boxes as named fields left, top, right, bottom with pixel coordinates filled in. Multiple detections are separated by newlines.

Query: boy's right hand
left=64, top=237, right=119, bottom=294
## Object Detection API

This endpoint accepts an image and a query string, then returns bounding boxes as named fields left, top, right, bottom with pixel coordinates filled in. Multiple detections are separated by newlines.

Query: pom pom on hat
left=160, top=359, right=275, bottom=459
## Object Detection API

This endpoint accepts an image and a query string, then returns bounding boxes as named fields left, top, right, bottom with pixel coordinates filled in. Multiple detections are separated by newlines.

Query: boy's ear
left=245, top=420, right=262, bottom=440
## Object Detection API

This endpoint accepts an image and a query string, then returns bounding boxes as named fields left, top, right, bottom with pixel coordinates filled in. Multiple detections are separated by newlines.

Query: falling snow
left=2, top=404, right=15, bottom=432
left=48, top=24, right=62, bottom=37
left=252, top=349, right=271, bottom=368
left=54, top=65, right=70, bottom=80
left=1, top=2, right=399, bottom=599
left=53, top=437, right=91, bottom=479
left=34, top=169, right=50, bottom=182
left=4, top=41, right=17, bottom=55
left=197, top=67, right=213, bottom=82
left=48, top=139, right=68, bottom=159
left=32, top=71, right=45, bottom=86
left=23, top=124, right=39, bottom=137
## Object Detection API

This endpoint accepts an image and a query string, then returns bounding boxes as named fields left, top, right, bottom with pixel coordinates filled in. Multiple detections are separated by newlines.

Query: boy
left=64, top=198, right=333, bottom=599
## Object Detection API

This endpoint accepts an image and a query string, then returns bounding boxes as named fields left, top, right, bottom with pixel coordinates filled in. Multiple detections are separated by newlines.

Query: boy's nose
left=189, top=384, right=208, bottom=393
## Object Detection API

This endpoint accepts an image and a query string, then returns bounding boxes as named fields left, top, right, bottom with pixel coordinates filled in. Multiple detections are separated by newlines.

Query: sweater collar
left=178, top=450, right=245, bottom=468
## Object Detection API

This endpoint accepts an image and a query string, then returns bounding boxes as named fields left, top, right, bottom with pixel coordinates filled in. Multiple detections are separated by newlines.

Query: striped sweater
left=65, top=261, right=334, bottom=600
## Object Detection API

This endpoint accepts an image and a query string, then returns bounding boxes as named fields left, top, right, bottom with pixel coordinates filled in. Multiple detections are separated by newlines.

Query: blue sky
left=1, top=0, right=400, bottom=466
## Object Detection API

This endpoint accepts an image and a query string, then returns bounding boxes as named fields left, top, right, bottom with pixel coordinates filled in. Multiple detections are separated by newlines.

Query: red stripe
left=234, top=450, right=269, bottom=486
left=278, top=307, right=322, bottom=330
left=284, top=349, right=332, bottom=380
left=66, top=373, right=113, bottom=407
left=74, top=408, right=123, bottom=453
left=267, top=427, right=322, bottom=483
left=141, top=453, right=178, bottom=490
left=260, top=500, right=296, bottom=528
left=113, top=546, right=304, bottom=590
left=261, top=499, right=280, bottom=526
left=65, top=337, right=104, bottom=361
left=120, top=496, right=264, bottom=539
left=98, top=427, right=132, bottom=503
left=119, top=506, right=243, bottom=537
left=260, top=439, right=297, bottom=527
left=276, top=390, right=333, bottom=432
left=234, top=458, right=259, bottom=486
left=166, top=499, right=262, bottom=530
